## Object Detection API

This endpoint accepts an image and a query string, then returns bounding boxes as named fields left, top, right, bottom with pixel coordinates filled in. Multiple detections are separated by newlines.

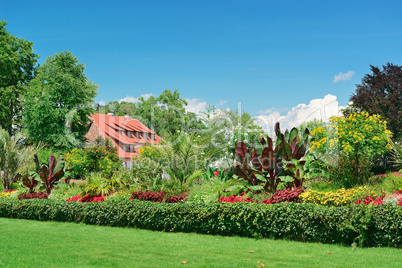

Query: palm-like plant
left=159, top=135, right=204, bottom=192
left=0, top=128, right=39, bottom=191
left=389, top=139, right=402, bottom=170
left=83, top=171, right=128, bottom=196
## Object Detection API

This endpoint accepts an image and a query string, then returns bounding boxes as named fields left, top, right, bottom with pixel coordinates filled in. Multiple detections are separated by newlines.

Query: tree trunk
left=355, top=154, right=360, bottom=181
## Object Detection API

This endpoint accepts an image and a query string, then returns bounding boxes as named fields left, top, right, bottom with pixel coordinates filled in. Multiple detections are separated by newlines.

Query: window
left=143, top=133, right=148, bottom=139
left=130, top=145, right=135, bottom=152
left=151, top=134, right=155, bottom=140
left=128, top=131, right=132, bottom=138
left=136, top=132, right=139, bottom=139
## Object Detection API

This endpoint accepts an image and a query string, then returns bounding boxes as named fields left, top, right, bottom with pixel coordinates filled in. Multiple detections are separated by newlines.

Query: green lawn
left=0, top=218, right=401, bottom=267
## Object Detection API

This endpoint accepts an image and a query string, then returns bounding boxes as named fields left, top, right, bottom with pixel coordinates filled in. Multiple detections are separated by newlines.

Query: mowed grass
left=1, top=218, right=401, bottom=267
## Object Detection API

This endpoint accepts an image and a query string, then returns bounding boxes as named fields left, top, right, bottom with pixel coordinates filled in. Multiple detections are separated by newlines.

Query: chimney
left=124, top=114, right=129, bottom=119
left=107, top=112, right=114, bottom=116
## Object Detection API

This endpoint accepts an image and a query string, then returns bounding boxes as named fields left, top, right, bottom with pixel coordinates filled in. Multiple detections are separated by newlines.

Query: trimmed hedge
left=0, top=198, right=401, bottom=247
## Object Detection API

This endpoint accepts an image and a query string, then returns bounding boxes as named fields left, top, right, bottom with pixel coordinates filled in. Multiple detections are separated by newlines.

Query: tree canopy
left=349, top=63, right=402, bottom=140
left=102, top=89, right=205, bottom=140
left=23, top=51, right=98, bottom=149
left=0, top=20, right=38, bottom=135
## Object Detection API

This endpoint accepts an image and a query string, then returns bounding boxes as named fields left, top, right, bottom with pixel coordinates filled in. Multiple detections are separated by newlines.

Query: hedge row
left=0, top=198, right=401, bottom=247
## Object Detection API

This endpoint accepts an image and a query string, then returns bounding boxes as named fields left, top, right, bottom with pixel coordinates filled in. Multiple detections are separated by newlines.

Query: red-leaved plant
left=263, top=188, right=303, bottom=204
left=18, top=192, right=49, bottom=200
left=130, top=191, right=185, bottom=203
left=218, top=193, right=254, bottom=203
left=66, top=194, right=105, bottom=202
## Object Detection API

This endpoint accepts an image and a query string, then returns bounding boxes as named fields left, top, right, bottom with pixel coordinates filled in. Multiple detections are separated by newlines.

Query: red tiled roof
left=88, top=114, right=162, bottom=160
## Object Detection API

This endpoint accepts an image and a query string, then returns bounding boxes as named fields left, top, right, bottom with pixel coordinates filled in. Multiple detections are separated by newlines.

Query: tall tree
left=23, top=51, right=98, bottom=149
left=349, top=63, right=402, bottom=140
left=131, top=89, right=205, bottom=139
left=0, top=21, right=38, bottom=135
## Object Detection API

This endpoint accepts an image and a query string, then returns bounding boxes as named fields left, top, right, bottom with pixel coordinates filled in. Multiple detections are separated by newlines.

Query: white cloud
left=217, top=100, right=227, bottom=107
left=184, top=98, right=208, bottom=114
left=255, top=94, right=343, bottom=134
left=118, top=93, right=154, bottom=103
left=140, top=93, right=153, bottom=100
left=333, top=70, right=355, bottom=83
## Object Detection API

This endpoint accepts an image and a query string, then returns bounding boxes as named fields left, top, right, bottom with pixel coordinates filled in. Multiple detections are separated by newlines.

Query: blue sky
left=2, top=0, right=402, bottom=130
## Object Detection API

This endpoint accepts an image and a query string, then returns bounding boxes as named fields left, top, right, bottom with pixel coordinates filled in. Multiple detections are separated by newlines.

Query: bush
left=65, top=138, right=121, bottom=179
left=0, top=198, right=401, bottom=247
left=311, top=112, right=392, bottom=187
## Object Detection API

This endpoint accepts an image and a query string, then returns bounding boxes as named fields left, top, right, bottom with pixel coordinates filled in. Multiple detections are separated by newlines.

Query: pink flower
left=213, top=171, right=219, bottom=177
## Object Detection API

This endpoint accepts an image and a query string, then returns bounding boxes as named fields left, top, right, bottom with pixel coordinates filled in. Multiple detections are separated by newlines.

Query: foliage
left=130, top=191, right=186, bottom=203
left=0, top=21, right=38, bottom=135
left=82, top=172, right=128, bottom=196
left=204, top=109, right=265, bottom=168
left=23, top=51, right=98, bottom=150
left=326, top=154, right=373, bottom=188
left=0, top=128, right=40, bottom=190
left=264, top=188, right=303, bottom=204
left=26, top=154, right=68, bottom=194
left=233, top=122, right=311, bottom=193
left=298, top=118, right=326, bottom=134
left=218, top=194, right=254, bottom=203
left=186, top=178, right=239, bottom=205
left=66, top=194, right=105, bottom=203
left=0, top=189, right=18, bottom=198
left=311, top=111, right=392, bottom=186
left=65, top=138, right=121, bottom=179
left=375, top=171, right=402, bottom=193
left=1, top=199, right=402, bottom=247
left=122, top=89, right=205, bottom=140
left=98, top=100, right=137, bottom=117
left=17, top=192, right=49, bottom=199
left=158, top=136, right=204, bottom=192
left=349, top=63, right=402, bottom=140
left=200, top=166, right=230, bottom=181
left=130, top=155, right=163, bottom=189
left=389, top=139, right=402, bottom=170
left=299, top=186, right=382, bottom=207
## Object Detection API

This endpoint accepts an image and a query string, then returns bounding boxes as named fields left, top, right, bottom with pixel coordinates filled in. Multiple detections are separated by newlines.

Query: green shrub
left=0, top=198, right=401, bottom=247
left=311, top=112, right=392, bottom=187
left=65, top=138, right=121, bottom=179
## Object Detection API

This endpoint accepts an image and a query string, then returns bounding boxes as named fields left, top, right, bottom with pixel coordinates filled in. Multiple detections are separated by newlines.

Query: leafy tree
left=298, top=118, right=326, bottom=134
left=99, top=100, right=137, bottom=116
left=131, top=89, right=205, bottom=140
left=349, top=63, right=402, bottom=141
left=311, top=111, right=392, bottom=187
left=0, top=21, right=38, bottom=135
left=23, top=51, right=98, bottom=149
left=199, top=109, right=265, bottom=169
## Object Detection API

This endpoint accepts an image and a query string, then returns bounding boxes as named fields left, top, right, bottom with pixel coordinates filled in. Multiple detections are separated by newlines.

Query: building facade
left=86, top=113, right=161, bottom=167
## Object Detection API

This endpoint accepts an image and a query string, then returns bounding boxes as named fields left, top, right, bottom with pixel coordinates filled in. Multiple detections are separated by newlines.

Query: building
left=86, top=113, right=162, bottom=167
